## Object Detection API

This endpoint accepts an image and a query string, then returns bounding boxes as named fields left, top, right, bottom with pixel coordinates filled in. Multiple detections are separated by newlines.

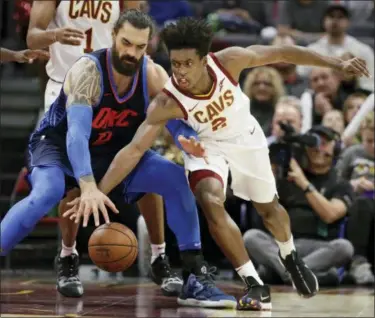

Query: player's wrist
left=79, top=175, right=97, bottom=192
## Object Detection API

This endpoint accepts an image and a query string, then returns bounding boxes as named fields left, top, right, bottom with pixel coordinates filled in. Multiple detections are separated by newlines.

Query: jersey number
left=92, top=131, right=113, bottom=146
left=212, top=117, right=227, bottom=131
left=84, top=28, right=93, bottom=53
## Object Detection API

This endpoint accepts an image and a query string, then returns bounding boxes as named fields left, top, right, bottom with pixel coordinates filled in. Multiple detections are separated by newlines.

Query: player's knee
left=253, top=195, right=280, bottom=219
left=196, top=190, right=226, bottom=224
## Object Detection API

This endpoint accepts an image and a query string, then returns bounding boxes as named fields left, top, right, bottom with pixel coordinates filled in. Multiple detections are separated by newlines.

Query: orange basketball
left=88, top=222, right=138, bottom=273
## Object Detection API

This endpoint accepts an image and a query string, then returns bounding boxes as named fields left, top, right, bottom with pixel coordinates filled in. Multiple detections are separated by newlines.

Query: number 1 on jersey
left=84, top=28, right=93, bottom=53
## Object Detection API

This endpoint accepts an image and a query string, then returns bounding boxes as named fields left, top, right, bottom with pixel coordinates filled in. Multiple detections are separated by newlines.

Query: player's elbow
left=26, top=31, right=38, bottom=49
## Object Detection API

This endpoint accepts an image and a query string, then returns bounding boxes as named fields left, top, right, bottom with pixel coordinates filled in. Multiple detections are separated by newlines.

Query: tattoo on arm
left=65, top=57, right=101, bottom=107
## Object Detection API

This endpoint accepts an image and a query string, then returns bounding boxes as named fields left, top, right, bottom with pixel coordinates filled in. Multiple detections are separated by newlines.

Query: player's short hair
left=160, top=17, right=213, bottom=58
left=114, top=9, right=154, bottom=39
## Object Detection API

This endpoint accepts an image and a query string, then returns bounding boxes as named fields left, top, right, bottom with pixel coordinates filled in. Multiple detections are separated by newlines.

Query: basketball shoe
left=237, top=277, right=272, bottom=311
left=279, top=250, right=319, bottom=298
left=149, top=254, right=183, bottom=296
left=55, top=254, right=84, bottom=297
left=178, top=264, right=237, bottom=308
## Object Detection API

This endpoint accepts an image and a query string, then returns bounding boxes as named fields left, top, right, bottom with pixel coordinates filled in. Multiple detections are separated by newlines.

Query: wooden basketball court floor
left=1, top=268, right=374, bottom=318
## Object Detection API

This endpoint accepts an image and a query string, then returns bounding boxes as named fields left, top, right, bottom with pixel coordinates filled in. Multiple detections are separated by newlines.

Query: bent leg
left=1, top=166, right=65, bottom=255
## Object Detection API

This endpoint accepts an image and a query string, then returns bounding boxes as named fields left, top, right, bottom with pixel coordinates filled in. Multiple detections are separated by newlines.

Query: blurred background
left=0, top=0, right=374, bottom=288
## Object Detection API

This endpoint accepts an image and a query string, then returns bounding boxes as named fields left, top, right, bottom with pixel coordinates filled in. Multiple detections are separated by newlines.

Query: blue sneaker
left=177, top=266, right=237, bottom=308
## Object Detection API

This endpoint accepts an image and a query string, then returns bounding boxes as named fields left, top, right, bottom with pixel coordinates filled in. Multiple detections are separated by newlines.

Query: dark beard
left=111, top=48, right=142, bottom=76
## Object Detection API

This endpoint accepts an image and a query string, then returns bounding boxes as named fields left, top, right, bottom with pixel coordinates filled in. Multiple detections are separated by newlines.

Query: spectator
left=342, top=0, right=374, bottom=25
left=243, top=67, right=286, bottom=135
left=277, top=0, right=329, bottom=42
left=297, top=4, right=374, bottom=92
left=267, top=96, right=303, bottom=145
left=244, top=125, right=355, bottom=286
left=322, top=109, right=345, bottom=137
left=202, top=0, right=276, bottom=30
left=300, top=67, right=346, bottom=132
left=270, top=35, right=309, bottom=97
left=337, top=112, right=374, bottom=198
left=147, top=0, right=194, bottom=28
left=343, top=92, right=368, bottom=126
left=337, top=112, right=375, bottom=284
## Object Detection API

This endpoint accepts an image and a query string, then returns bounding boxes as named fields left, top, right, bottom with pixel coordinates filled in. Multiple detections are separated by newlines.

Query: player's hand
left=178, top=135, right=209, bottom=164
left=63, top=189, right=119, bottom=227
left=55, top=27, right=85, bottom=46
left=14, top=49, right=50, bottom=63
left=340, top=57, right=371, bottom=78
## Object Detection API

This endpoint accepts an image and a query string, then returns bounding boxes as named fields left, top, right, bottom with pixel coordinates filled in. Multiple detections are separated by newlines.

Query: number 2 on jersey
left=84, top=28, right=93, bottom=53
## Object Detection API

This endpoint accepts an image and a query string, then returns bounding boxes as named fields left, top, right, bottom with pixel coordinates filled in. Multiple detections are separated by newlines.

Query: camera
left=269, top=122, right=321, bottom=180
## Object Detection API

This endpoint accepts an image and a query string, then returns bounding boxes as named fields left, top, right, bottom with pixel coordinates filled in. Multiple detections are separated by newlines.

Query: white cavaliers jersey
left=163, top=53, right=255, bottom=141
left=46, top=0, right=122, bottom=82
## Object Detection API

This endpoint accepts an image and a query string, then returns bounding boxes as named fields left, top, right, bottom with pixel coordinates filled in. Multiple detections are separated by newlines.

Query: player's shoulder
left=146, top=57, right=168, bottom=80
left=145, top=56, right=170, bottom=97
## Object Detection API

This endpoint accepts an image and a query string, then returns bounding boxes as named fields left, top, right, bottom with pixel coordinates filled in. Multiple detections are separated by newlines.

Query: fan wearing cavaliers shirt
left=73, top=18, right=370, bottom=310
left=25, top=1, right=182, bottom=298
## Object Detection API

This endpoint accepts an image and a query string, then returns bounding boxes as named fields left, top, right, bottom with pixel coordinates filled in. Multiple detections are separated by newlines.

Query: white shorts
left=44, top=79, right=62, bottom=112
left=184, top=121, right=277, bottom=203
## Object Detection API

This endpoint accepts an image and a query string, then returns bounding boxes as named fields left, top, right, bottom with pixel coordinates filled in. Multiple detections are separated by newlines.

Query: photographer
left=244, top=125, right=355, bottom=286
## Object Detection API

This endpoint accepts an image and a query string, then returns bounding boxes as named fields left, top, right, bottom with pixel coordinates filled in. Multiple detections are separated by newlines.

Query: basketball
left=88, top=222, right=138, bottom=273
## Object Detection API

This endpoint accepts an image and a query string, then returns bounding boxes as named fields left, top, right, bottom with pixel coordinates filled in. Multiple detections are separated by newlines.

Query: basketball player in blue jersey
left=26, top=0, right=178, bottom=299
left=0, top=10, right=237, bottom=309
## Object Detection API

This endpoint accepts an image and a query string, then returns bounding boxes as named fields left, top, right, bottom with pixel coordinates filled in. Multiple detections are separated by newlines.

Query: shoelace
left=59, top=257, right=79, bottom=280
left=196, top=266, right=217, bottom=289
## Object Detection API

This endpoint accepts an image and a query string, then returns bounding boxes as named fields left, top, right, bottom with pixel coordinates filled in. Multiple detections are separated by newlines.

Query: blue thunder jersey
left=30, top=48, right=148, bottom=162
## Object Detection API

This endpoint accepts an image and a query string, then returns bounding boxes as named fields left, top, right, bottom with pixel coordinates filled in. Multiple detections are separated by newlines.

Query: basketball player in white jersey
left=69, top=18, right=370, bottom=310
left=26, top=1, right=183, bottom=299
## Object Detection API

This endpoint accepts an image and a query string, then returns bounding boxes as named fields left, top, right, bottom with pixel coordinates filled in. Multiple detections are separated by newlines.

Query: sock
left=236, top=261, right=264, bottom=285
left=151, top=242, right=166, bottom=264
left=276, top=235, right=296, bottom=259
left=180, top=249, right=205, bottom=283
left=0, top=166, right=65, bottom=256
left=60, top=241, right=79, bottom=257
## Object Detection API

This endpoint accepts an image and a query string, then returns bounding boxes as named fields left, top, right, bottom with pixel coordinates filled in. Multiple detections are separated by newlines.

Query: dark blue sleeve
left=166, top=119, right=199, bottom=150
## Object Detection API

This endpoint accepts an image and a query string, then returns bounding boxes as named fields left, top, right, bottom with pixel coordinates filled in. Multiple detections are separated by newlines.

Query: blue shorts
left=27, top=138, right=172, bottom=204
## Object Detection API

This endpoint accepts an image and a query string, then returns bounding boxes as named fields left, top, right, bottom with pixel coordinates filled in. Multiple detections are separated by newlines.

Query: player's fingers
left=61, top=37, right=82, bottom=46
left=82, top=206, right=92, bottom=228
left=104, top=196, right=119, bottom=214
left=65, top=28, right=85, bottom=37
left=92, top=204, right=100, bottom=227
left=353, top=59, right=370, bottom=77
left=178, top=135, right=188, bottom=142
left=67, top=198, right=80, bottom=206
left=99, top=201, right=111, bottom=224
left=62, top=207, right=76, bottom=218
left=98, top=200, right=109, bottom=223
left=76, top=202, right=87, bottom=226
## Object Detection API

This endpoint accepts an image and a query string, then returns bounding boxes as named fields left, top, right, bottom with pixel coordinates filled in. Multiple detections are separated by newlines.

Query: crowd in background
left=3, top=0, right=374, bottom=287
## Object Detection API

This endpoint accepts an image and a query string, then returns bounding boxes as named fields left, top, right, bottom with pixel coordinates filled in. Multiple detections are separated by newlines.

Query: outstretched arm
left=0, top=47, right=49, bottom=63
left=216, top=45, right=370, bottom=82
left=99, top=92, right=184, bottom=194
left=64, top=57, right=101, bottom=192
